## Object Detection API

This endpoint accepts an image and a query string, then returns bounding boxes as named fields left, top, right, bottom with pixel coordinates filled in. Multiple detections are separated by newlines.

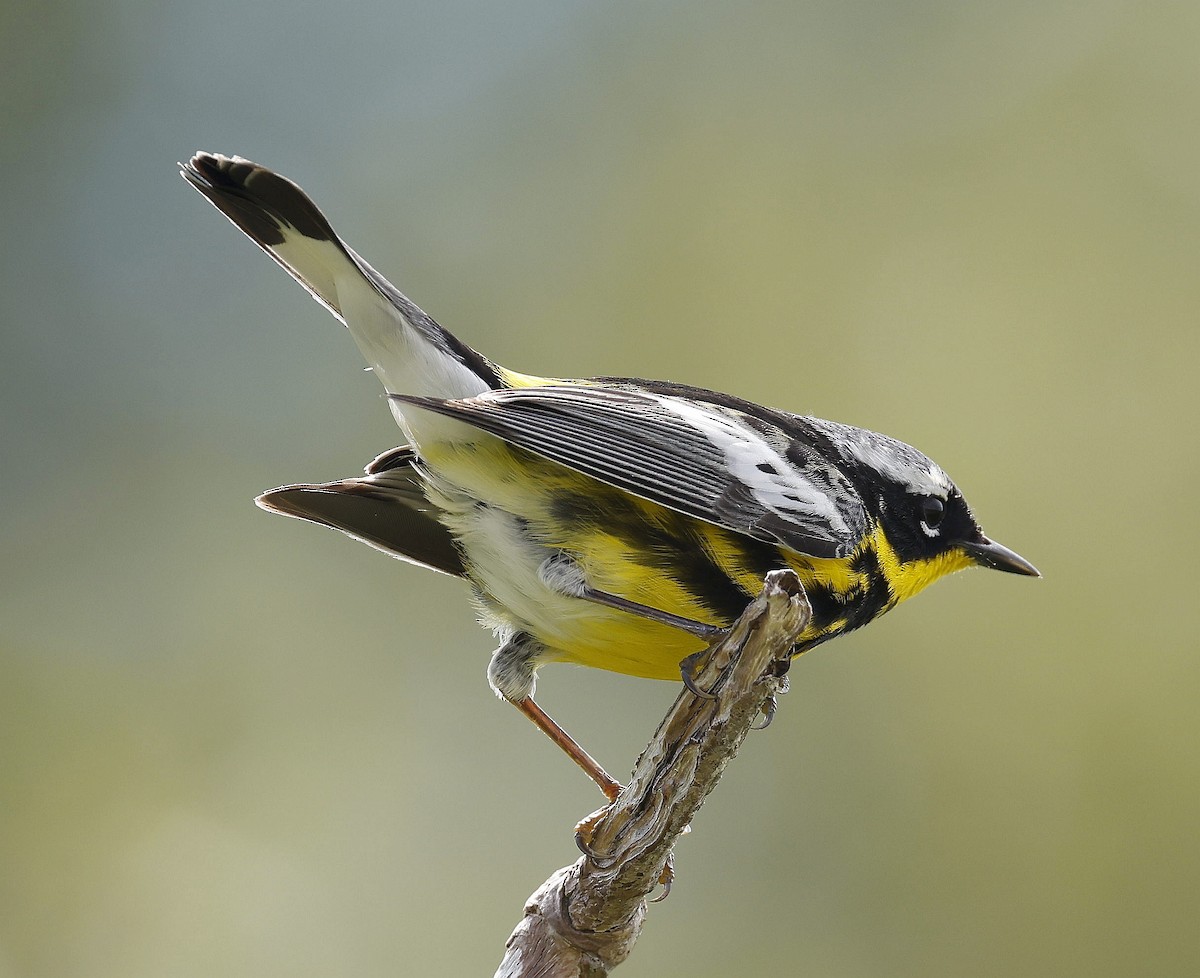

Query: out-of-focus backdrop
left=2, top=2, right=1197, bottom=975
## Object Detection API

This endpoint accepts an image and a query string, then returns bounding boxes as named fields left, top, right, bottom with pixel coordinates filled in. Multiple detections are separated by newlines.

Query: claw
left=753, top=693, right=778, bottom=730
left=680, top=649, right=719, bottom=699
left=650, top=853, right=675, bottom=902
left=574, top=807, right=608, bottom=856
left=752, top=666, right=790, bottom=730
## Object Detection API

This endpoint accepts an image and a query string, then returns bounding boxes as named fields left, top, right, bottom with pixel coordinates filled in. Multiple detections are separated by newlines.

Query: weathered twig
left=495, top=569, right=812, bottom=977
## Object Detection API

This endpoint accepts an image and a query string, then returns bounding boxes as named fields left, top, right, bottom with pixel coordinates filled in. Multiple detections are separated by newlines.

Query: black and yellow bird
left=182, top=153, right=1039, bottom=799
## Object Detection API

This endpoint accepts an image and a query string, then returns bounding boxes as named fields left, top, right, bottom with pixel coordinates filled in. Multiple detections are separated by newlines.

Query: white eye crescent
left=920, top=496, right=945, bottom=536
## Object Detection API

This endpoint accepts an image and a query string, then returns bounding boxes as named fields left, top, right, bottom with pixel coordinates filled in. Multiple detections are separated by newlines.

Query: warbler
left=182, top=153, right=1039, bottom=798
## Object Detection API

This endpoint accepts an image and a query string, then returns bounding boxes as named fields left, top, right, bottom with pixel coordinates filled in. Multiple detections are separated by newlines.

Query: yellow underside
left=549, top=525, right=973, bottom=680
left=421, top=405, right=974, bottom=682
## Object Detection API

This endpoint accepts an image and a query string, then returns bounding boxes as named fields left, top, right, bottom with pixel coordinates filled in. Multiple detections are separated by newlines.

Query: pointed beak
left=959, top=536, right=1041, bottom=577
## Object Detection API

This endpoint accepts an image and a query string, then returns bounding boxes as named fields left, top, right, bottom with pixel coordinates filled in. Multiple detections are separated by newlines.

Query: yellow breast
left=420, top=436, right=973, bottom=683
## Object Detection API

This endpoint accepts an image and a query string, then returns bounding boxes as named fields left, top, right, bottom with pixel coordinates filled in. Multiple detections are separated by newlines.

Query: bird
left=181, top=152, right=1039, bottom=800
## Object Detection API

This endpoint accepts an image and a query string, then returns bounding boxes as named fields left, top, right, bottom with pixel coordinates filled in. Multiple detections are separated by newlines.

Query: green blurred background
left=2, top=1, right=1197, bottom=975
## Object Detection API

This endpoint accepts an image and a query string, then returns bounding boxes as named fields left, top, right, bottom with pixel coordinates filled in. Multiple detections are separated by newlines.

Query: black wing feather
left=392, top=383, right=866, bottom=558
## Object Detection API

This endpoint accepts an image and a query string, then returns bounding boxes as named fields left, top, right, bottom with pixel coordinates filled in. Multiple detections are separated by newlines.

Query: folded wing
left=392, top=383, right=867, bottom=559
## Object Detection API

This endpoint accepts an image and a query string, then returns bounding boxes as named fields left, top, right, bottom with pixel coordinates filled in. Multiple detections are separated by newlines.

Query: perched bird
left=182, top=153, right=1038, bottom=799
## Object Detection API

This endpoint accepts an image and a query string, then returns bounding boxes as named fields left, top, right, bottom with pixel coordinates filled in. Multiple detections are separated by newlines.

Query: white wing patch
left=658, top=398, right=852, bottom=537
left=390, top=384, right=870, bottom=558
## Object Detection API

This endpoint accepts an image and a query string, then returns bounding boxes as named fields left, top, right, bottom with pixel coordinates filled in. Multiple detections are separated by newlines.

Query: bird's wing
left=392, top=383, right=867, bottom=558
left=256, top=446, right=465, bottom=577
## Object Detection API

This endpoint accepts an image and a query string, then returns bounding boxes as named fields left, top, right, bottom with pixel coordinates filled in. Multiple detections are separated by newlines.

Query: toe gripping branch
left=497, top=571, right=812, bottom=976
left=577, top=569, right=809, bottom=868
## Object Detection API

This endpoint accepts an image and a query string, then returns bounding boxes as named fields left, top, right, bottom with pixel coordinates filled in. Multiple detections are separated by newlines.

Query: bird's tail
left=181, top=153, right=504, bottom=402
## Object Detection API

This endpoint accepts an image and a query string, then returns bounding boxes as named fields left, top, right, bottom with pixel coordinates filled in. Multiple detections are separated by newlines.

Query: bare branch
left=495, top=570, right=811, bottom=977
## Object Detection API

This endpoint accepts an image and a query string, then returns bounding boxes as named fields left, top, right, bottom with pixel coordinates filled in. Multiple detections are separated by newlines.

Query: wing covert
left=392, top=384, right=867, bottom=558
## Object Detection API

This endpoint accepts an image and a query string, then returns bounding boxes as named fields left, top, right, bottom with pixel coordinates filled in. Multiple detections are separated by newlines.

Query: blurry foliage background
left=2, top=1, right=1198, bottom=975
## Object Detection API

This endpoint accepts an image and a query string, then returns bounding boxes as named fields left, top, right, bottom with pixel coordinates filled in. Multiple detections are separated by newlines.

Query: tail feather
left=181, top=153, right=502, bottom=402
left=255, top=446, right=466, bottom=577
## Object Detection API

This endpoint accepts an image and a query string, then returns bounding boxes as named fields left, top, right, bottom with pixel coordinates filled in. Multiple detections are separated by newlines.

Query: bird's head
left=814, top=420, right=1040, bottom=601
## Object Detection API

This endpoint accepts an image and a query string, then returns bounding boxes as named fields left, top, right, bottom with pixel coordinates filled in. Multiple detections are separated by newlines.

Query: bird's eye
left=920, top=496, right=945, bottom=533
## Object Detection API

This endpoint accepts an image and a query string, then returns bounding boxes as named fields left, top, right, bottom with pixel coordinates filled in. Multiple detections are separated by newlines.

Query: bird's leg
left=537, top=553, right=725, bottom=641
left=579, top=587, right=725, bottom=641
left=538, top=552, right=731, bottom=697
left=513, top=696, right=622, bottom=802
left=489, top=632, right=622, bottom=801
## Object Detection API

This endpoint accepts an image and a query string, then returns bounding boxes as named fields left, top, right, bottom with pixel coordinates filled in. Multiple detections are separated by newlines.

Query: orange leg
left=514, top=696, right=622, bottom=801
